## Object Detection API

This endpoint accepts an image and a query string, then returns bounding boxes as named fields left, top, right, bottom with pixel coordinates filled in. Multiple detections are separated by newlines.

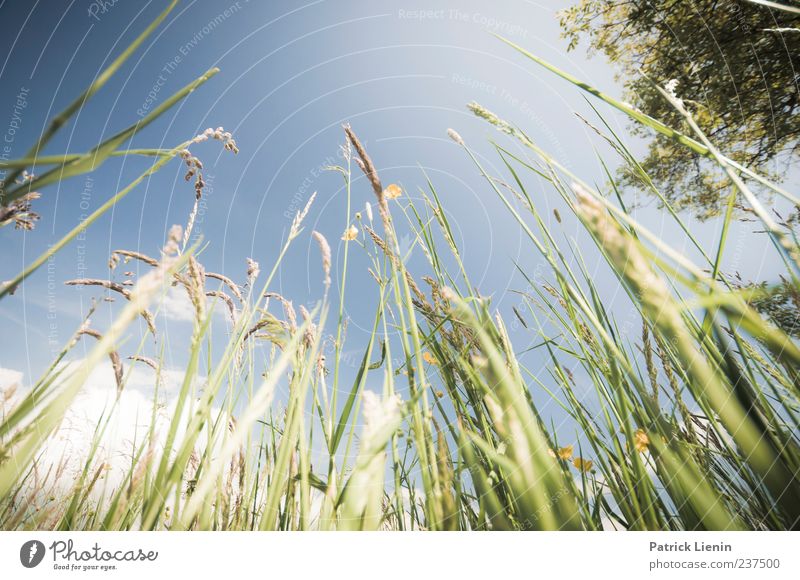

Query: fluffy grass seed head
left=0, top=191, right=41, bottom=230
left=311, top=231, right=332, bottom=289
left=447, top=128, right=464, bottom=145
left=290, top=191, right=317, bottom=239
left=187, top=255, right=206, bottom=321
left=362, top=390, right=402, bottom=441
left=572, top=182, right=676, bottom=328
left=467, top=101, right=514, bottom=135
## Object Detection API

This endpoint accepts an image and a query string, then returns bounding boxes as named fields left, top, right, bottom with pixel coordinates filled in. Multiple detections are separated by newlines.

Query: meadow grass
left=1, top=6, right=799, bottom=531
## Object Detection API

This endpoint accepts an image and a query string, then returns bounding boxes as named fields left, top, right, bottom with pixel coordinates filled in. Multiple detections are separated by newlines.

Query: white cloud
left=5, top=359, right=215, bottom=502
left=0, top=367, right=23, bottom=391
left=156, top=285, right=196, bottom=322
left=155, top=285, right=230, bottom=323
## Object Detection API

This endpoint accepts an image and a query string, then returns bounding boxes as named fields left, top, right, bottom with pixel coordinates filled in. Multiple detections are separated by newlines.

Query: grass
left=1, top=6, right=799, bottom=531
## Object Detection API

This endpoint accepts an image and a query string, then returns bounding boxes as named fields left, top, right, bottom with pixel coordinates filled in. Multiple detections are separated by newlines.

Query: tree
left=559, top=0, right=800, bottom=219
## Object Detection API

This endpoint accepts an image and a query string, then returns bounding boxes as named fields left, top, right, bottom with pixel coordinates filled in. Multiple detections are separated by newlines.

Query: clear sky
left=0, top=0, right=792, bottom=457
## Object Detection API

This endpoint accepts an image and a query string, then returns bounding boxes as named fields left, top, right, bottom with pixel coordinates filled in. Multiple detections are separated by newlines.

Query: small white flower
left=341, top=224, right=358, bottom=241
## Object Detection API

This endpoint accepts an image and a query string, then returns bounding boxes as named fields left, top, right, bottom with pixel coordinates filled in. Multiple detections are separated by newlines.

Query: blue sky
left=0, top=0, right=793, bottom=454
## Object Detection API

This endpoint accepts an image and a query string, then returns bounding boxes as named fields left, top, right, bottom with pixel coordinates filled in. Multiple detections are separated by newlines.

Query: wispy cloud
left=156, top=285, right=228, bottom=323
left=0, top=367, right=23, bottom=391
left=156, top=285, right=196, bottom=322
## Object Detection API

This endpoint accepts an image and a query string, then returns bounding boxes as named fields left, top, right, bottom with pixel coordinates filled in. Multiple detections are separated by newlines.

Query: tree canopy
left=560, top=0, right=800, bottom=219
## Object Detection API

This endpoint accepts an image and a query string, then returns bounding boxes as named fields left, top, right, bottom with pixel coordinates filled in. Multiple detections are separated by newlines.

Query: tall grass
left=1, top=9, right=798, bottom=530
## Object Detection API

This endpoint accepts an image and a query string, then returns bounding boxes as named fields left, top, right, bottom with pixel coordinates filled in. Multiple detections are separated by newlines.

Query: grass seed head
left=311, top=231, right=331, bottom=288
left=447, top=128, right=464, bottom=145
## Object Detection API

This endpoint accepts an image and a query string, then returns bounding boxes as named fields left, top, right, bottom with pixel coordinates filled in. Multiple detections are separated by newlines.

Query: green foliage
left=560, top=0, right=800, bottom=218
left=745, top=279, right=800, bottom=337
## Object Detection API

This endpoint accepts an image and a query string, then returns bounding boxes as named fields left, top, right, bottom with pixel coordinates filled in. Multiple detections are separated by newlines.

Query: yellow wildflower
left=341, top=225, right=358, bottom=241
left=422, top=351, right=439, bottom=366
left=573, top=457, right=593, bottom=472
left=634, top=429, right=650, bottom=453
left=383, top=183, right=402, bottom=200
left=557, top=445, right=574, bottom=460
